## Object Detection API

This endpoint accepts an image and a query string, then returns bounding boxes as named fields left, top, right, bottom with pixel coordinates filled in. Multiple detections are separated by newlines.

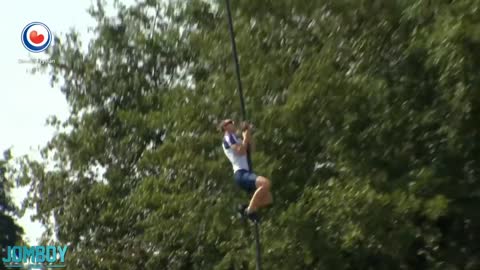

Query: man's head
left=220, top=119, right=235, bottom=133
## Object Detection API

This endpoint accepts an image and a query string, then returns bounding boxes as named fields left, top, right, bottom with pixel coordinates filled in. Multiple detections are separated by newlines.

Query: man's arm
left=231, top=129, right=251, bottom=155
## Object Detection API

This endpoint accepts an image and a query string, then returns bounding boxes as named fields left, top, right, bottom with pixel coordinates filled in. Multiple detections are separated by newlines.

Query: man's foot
left=244, top=208, right=261, bottom=223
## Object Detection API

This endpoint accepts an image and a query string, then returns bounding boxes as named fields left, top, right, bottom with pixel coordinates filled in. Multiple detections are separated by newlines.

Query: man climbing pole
left=220, top=119, right=273, bottom=222
left=223, top=1, right=266, bottom=267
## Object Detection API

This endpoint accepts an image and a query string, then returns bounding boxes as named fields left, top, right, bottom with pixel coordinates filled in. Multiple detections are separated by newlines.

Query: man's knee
left=256, top=176, right=271, bottom=190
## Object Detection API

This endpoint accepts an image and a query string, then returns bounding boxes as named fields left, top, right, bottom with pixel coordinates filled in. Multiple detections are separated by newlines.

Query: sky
left=0, top=0, right=132, bottom=245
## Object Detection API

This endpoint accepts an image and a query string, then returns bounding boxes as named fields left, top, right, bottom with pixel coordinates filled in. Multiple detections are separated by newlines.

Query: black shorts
left=234, top=169, right=257, bottom=193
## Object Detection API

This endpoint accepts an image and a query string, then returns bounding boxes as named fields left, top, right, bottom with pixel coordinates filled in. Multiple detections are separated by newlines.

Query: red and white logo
left=21, top=22, right=52, bottom=53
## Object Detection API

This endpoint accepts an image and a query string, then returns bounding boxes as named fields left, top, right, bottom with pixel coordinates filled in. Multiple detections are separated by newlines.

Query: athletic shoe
left=245, top=209, right=261, bottom=223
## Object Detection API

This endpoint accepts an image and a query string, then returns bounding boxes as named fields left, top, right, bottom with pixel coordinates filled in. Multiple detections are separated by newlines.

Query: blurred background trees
left=1, top=150, right=24, bottom=270
left=14, top=0, right=480, bottom=269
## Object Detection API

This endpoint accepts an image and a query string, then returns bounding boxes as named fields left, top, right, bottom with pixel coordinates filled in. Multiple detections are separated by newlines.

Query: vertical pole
left=254, top=221, right=263, bottom=270
left=225, top=0, right=253, bottom=172
left=225, top=1, right=261, bottom=270
left=225, top=0, right=247, bottom=121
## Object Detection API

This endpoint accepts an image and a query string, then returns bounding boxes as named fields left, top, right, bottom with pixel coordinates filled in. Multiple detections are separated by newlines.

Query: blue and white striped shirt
left=222, top=132, right=249, bottom=172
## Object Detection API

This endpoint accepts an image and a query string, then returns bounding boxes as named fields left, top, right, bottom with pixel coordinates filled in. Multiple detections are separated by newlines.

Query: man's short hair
left=219, top=119, right=233, bottom=132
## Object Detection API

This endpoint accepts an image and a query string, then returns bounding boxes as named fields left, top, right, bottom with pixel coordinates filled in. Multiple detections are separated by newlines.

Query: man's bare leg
left=247, top=187, right=267, bottom=212
left=260, top=191, right=273, bottom=207
left=247, top=176, right=271, bottom=213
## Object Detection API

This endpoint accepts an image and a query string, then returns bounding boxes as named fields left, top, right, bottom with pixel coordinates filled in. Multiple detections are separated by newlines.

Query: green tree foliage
left=17, top=0, right=480, bottom=269
left=1, top=150, right=24, bottom=270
